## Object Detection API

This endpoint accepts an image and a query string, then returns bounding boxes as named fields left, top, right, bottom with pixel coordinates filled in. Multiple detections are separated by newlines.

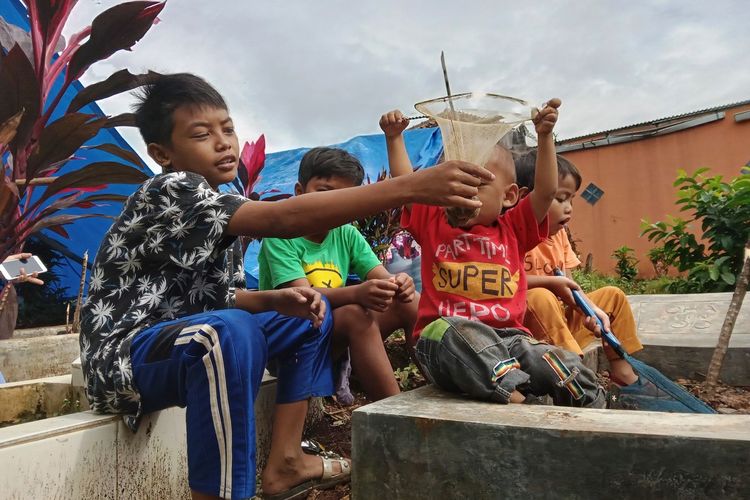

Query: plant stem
left=71, top=250, right=88, bottom=333
left=704, top=242, right=750, bottom=394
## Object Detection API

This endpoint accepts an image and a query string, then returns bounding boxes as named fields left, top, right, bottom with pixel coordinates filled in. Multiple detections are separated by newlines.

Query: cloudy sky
left=65, top=0, right=750, bottom=171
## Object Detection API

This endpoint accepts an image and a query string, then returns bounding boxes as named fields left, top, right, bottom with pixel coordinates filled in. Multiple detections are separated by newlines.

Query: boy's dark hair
left=514, top=149, right=582, bottom=191
left=133, top=73, right=227, bottom=145
left=298, top=147, right=365, bottom=187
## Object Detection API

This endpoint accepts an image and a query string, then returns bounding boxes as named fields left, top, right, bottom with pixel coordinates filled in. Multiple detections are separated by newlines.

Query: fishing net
left=415, top=92, right=536, bottom=168
left=415, top=92, right=537, bottom=226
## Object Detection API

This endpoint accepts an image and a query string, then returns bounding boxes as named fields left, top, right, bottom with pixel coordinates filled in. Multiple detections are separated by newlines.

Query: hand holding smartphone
left=0, top=254, right=46, bottom=285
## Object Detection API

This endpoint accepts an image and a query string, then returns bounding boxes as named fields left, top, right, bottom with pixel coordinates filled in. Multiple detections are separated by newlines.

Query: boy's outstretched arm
left=380, top=110, right=414, bottom=178
left=529, top=98, right=562, bottom=223
left=227, top=160, right=493, bottom=238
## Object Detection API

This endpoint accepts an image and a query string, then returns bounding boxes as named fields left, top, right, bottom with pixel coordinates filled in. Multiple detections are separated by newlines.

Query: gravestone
left=629, top=293, right=750, bottom=384
left=352, top=385, right=750, bottom=499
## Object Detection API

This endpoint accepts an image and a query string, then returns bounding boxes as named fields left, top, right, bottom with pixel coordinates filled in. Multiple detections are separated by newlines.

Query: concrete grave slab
left=0, top=374, right=88, bottom=426
left=0, top=333, right=80, bottom=382
left=0, top=372, right=280, bottom=498
left=352, top=385, right=750, bottom=499
left=11, top=325, right=68, bottom=339
left=628, top=293, right=750, bottom=384
left=0, top=411, right=119, bottom=499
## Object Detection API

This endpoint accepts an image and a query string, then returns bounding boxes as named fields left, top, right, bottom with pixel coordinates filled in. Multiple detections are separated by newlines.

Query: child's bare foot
left=261, top=451, right=350, bottom=497
left=509, top=390, right=526, bottom=403
left=609, top=358, right=638, bottom=386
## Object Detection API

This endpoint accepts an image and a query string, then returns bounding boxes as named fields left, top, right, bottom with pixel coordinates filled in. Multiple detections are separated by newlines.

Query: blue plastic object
left=552, top=269, right=716, bottom=414
left=243, top=128, right=443, bottom=280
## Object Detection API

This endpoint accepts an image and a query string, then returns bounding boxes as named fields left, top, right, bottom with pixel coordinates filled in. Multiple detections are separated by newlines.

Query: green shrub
left=393, top=363, right=424, bottom=391
left=571, top=269, right=645, bottom=295
left=646, top=246, right=673, bottom=277
left=612, top=246, right=639, bottom=281
left=641, top=168, right=750, bottom=293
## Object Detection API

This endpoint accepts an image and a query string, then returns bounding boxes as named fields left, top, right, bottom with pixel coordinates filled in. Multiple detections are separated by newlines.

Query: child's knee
left=597, top=286, right=627, bottom=302
left=206, top=309, right=265, bottom=349
left=334, top=304, right=374, bottom=330
left=520, top=342, right=605, bottom=407
left=526, top=287, right=560, bottom=309
left=395, top=292, right=419, bottom=317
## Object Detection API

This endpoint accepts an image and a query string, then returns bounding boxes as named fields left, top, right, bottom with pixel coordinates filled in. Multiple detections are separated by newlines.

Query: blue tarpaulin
left=242, top=127, right=443, bottom=285
left=2, top=0, right=153, bottom=296
left=3, top=0, right=444, bottom=294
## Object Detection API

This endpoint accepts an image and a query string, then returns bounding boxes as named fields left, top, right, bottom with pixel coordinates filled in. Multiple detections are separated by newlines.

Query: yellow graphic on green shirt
left=432, top=261, right=519, bottom=300
left=303, top=261, right=343, bottom=288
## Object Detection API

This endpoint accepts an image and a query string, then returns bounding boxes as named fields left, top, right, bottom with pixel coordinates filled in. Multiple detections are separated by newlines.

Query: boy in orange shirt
left=515, top=151, right=653, bottom=393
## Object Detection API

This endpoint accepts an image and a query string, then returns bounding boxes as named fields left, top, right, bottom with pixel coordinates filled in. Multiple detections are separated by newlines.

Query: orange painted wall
left=561, top=103, right=750, bottom=277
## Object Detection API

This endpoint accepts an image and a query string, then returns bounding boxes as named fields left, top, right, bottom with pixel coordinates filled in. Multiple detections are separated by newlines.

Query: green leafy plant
left=572, top=269, right=643, bottom=295
left=393, top=362, right=424, bottom=391
left=57, top=397, right=81, bottom=416
left=571, top=268, right=677, bottom=295
left=646, top=245, right=673, bottom=277
left=1, top=1, right=164, bottom=331
left=641, top=168, right=750, bottom=293
left=612, top=245, right=638, bottom=281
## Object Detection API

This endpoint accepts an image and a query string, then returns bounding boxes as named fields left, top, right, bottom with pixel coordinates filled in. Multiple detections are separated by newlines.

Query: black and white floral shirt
left=80, top=171, right=248, bottom=430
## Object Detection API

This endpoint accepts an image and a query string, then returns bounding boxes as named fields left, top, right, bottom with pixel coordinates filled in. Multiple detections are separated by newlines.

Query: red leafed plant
left=238, top=134, right=266, bottom=200
left=0, top=1, right=165, bottom=333
left=235, top=134, right=290, bottom=250
left=237, top=134, right=289, bottom=202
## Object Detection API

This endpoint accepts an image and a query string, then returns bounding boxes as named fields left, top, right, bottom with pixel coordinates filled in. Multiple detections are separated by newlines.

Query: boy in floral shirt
left=80, top=74, right=495, bottom=499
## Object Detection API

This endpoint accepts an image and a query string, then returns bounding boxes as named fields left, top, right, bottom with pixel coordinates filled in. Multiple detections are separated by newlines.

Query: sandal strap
left=321, top=457, right=351, bottom=480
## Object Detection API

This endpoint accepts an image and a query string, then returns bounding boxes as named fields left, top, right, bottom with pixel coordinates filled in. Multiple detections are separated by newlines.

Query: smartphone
left=0, top=255, right=47, bottom=280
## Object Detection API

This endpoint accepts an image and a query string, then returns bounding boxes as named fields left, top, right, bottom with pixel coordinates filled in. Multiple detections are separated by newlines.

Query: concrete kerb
left=575, top=293, right=749, bottom=385
left=10, top=325, right=69, bottom=339
left=0, top=374, right=88, bottom=426
left=352, top=385, right=750, bottom=499
left=629, top=293, right=750, bottom=385
left=352, top=292, right=750, bottom=499
left=0, top=332, right=80, bottom=382
left=0, top=371, right=280, bottom=499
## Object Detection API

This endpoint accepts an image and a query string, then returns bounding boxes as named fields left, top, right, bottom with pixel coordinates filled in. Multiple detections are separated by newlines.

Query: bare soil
left=680, top=379, right=750, bottom=414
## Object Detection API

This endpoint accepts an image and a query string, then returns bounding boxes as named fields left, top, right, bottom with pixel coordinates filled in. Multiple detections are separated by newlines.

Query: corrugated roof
left=559, top=99, right=750, bottom=143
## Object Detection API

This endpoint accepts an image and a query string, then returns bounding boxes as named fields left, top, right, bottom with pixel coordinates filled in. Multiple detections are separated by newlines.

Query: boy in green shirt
left=259, top=147, right=418, bottom=401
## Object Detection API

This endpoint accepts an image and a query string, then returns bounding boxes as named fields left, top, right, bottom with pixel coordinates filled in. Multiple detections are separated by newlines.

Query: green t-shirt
left=258, top=224, right=382, bottom=290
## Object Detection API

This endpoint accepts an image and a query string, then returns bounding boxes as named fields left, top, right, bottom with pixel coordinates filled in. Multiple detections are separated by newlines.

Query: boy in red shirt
left=379, top=104, right=606, bottom=407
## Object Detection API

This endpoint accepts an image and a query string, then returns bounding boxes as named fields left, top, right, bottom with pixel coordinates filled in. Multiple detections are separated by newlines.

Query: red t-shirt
left=402, top=196, right=548, bottom=340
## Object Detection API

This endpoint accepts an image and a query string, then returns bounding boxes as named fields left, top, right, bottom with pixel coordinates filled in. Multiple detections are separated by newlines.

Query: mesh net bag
left=415, top=92, right=537, bottom=226
left=415, top=92, right=536, bottom=167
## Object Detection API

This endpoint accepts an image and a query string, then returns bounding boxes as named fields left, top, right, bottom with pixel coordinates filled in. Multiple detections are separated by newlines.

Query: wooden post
left=71, top=250, right=88, bottom=333
left=0, top=283, right=17, bottom=340
left=704, top=243, right=750, bottom=394
left=13, top=177, right=58, bottom=186
left=65, top=302, right=71, bottom=334
left=584, top=253, right=594, bottom=274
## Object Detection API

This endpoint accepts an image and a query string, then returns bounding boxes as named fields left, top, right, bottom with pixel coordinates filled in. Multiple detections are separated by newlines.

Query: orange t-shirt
left=524, top=230, right=581, bottom=276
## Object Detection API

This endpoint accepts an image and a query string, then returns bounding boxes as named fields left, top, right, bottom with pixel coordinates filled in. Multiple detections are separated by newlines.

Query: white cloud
left=65, top=0, right=750, bottom=170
